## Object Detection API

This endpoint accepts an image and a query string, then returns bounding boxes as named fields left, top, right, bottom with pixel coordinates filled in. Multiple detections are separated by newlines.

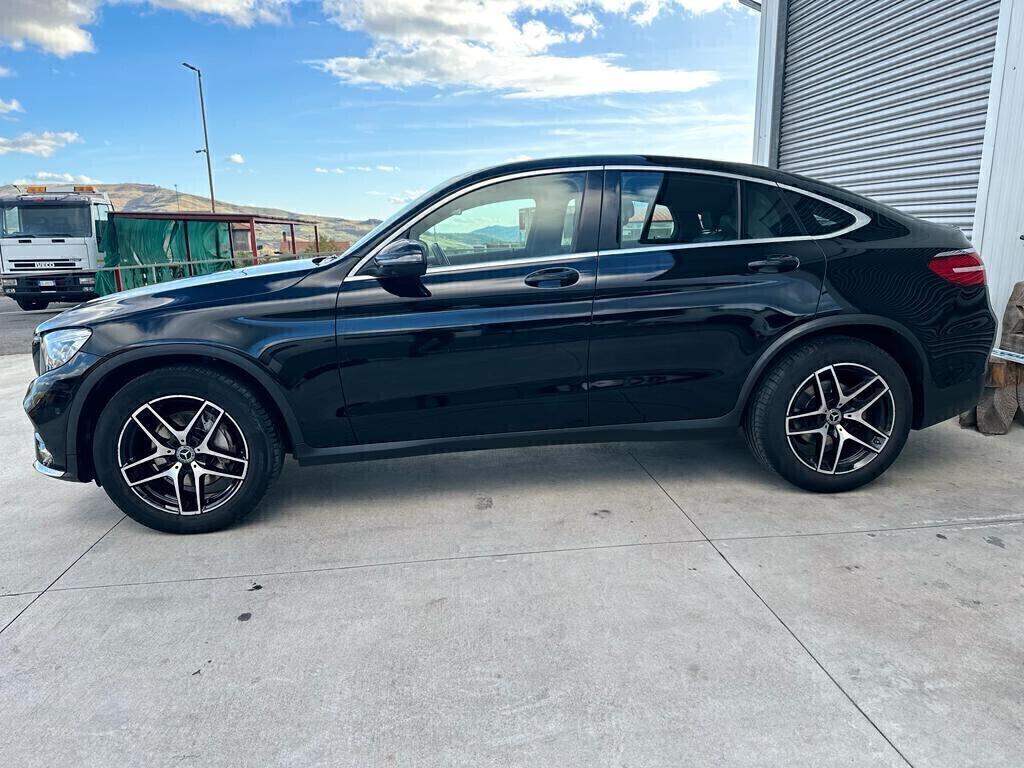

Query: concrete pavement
left=1, top=352, right=1022, bottom=767
left=0, top=302, right=72, bottom=357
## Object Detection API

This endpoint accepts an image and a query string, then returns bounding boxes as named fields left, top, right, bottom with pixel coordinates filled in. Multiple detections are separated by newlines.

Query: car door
left=588, top=168, right=830, bottom=425
left=337, top=169, right=602, bottom=444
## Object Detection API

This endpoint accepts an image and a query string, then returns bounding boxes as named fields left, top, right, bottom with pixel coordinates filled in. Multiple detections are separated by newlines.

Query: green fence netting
left=96, top=217, right=236, bottom=296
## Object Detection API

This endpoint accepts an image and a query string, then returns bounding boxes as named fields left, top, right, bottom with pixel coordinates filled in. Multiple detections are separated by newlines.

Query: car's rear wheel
left=17, top=299, right=49, bottom=311
left=93, top=366, right=283, bottom=533
left=745, top=336, right=912, bottom=493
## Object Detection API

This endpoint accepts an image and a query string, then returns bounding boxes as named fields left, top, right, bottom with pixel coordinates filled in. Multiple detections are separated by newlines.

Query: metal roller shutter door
left=777, top=0, right=1001, bottom=237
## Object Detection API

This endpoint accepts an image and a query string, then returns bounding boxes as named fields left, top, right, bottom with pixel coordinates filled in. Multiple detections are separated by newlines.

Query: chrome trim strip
left=608, top=165, right=871, bottom=241
left=598, top=238, right=814, bottom=256
left=344, top=251, right=599, bottom=282
left=344, top=166, right=602, bottom=282
left=344, top=163, right=872, bottom=284
left=33, top=460, right=65, bottom=478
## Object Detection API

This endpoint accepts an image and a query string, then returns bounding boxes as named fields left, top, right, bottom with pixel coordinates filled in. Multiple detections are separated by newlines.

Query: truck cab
left=0, top=185, right=112, bottom=311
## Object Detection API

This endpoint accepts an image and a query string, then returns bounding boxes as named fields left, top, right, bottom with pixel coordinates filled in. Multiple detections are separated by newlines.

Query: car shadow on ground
left=251, top=423, right=990, bottom=530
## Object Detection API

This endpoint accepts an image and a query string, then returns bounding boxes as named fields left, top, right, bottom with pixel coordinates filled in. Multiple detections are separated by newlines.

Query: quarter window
left=618, top=172, right=739, bottom=247
left=781, top=189, right=856, bottom=235
left=409, top=172, right=586, bottom=269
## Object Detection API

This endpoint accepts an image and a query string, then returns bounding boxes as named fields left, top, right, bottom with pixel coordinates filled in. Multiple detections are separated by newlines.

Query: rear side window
left=741, top=182, right=803, bottom=239
left=781, top=189, right=856, bottom=235
left=619, top=172, right=739, bottom=247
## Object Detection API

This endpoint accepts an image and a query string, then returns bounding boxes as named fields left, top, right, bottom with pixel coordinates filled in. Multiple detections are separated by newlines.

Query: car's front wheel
left=745, top=336, right=912, bottom=493
left=93, top=366, right=284, bottom=533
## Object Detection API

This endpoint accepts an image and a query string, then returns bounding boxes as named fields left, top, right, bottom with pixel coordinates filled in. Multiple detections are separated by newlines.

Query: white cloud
left=313, top=166, right=329, bottom=173
left=1, top=0, right=97, bottom=57
left=0, top=98, right=23, bottom=113
left=388, top=188, right=426, bottom=204
left=226, top=152, right=245, bottom=163
left=375, top=164, right=399, bottom=172
left=15, top=171, right=101, bottom=183
left=313, top=0, right=729, bottom=99
left=313, top=166, right=344, bottom=174
left=0, top=66, right=13, bottom=77
left=146, top=0, right=296, bottom=25
left=0, top=0, right=295, bottom=57
left=0, top=130, right=81, bottom=157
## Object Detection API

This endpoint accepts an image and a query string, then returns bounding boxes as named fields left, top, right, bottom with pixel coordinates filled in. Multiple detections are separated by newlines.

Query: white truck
left=0, top=185, right=112, bottom=311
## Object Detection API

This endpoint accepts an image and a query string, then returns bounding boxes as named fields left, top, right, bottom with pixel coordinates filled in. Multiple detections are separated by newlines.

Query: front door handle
left=524, top=267, right=580, bottom=288
left=748, top=254, right=801, bottom=273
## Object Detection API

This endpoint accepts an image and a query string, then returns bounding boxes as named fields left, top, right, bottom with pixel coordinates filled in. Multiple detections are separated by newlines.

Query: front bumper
left=3, top=272, right=97, bottom=303
left=23, top=351, right=100, bottom=482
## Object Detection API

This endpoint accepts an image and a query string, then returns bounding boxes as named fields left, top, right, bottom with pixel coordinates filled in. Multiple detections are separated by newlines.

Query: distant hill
left=0, top=183, right=379, bottom=245
left=439, top=225, right=523, bottom=248
left=472, top=225, right=522, bottom=242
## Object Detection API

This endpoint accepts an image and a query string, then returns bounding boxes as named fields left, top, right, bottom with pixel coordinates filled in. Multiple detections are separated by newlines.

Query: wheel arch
left=737, top=315, right=929, bottom=429
left=70, top=344, right=301, bottom=482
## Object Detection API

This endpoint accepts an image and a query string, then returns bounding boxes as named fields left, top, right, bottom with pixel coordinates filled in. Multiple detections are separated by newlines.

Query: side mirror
left=373, top=239, right=427, bottom=278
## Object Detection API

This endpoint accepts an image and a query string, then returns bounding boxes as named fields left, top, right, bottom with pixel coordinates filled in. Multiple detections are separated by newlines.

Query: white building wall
left=973, top=0, right=1024, bottom=334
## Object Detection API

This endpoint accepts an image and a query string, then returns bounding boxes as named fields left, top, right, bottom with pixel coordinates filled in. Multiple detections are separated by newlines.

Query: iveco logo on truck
left=1, top=185, right=111, bottom=312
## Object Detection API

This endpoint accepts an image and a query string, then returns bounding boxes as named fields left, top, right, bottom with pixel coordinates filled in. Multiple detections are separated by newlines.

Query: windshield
left=1, top=202, right=92, bottom=238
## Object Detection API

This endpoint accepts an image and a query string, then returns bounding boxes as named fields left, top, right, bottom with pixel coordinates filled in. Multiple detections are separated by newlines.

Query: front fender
left=66, top=342, right=305, bottom=478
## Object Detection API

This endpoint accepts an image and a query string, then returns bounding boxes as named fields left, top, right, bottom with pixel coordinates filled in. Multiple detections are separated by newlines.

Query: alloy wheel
left=785, top=362, right=895, bottom=475
left=117, top=395, right=249, bottom=515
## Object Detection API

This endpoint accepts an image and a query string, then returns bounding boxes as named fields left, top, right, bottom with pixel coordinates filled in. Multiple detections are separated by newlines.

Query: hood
left=37, top=257, right=320, bottom=333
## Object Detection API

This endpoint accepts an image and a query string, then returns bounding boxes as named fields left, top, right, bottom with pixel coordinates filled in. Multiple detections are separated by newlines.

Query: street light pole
left=182, top=62, right=216, bottom=213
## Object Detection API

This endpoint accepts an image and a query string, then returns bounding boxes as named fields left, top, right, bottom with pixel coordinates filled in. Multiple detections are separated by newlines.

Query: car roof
left=461, top=154, right=785, bottom=184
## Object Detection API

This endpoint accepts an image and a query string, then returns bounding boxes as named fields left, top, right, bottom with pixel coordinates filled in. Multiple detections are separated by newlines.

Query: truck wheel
left=744, top=336, right=912, bottom=493
left=93, top=366, right=284, bottom=534
left=16, top=299, right=49, bottom=311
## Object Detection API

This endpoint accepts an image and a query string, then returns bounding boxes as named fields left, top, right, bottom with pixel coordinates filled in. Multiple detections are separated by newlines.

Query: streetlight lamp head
left=182, top=62, right=199, bottom=72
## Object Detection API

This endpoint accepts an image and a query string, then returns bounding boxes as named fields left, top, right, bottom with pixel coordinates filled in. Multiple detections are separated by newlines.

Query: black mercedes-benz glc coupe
left=24, top=156, right=996, bottom=533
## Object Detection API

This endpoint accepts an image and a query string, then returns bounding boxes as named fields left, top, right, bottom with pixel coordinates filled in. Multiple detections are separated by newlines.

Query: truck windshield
left=1, top=202, right=92, bottom=238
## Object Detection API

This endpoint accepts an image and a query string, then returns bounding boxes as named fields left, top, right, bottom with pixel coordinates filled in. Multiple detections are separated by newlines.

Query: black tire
left=17, top=299, right=49, bottom=311
left=93, top=366, right=284, bottom=533
left=744, top=336, right=912, bottom=493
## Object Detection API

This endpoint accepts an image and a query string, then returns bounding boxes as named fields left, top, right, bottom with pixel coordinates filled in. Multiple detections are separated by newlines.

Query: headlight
left=41, top=328, right=91, bottom=372
left=1, top=278, right=16, bottom=286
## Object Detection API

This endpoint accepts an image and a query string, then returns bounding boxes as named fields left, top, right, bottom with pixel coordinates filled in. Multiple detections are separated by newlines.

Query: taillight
left=928, top=248, right=986, bottom=286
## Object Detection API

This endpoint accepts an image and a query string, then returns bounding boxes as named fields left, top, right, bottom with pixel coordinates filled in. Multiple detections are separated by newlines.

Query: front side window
left=618, top=172, right=739, bottom=247
left=409, top=173, right=586, bottom=269
left=0, top=202, right=92, bottom=238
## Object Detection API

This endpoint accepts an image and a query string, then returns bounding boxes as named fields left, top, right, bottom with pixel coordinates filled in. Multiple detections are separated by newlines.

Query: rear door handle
left=748, top=254, right=801, bottom=273
left=524, top=266, right=580, bottom=288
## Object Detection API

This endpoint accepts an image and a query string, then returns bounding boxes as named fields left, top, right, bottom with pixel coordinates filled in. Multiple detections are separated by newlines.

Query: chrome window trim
left=344, top=251, right=598, bottom=282
left=343, top=164, right=871, bottom=283
left=607, top=165, right=871, bottom=243
left=344, top=166, right=601, bottom=282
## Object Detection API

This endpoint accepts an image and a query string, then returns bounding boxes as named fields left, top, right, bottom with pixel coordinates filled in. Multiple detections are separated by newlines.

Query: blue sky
left=1, top=1, right=759, bottom=220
